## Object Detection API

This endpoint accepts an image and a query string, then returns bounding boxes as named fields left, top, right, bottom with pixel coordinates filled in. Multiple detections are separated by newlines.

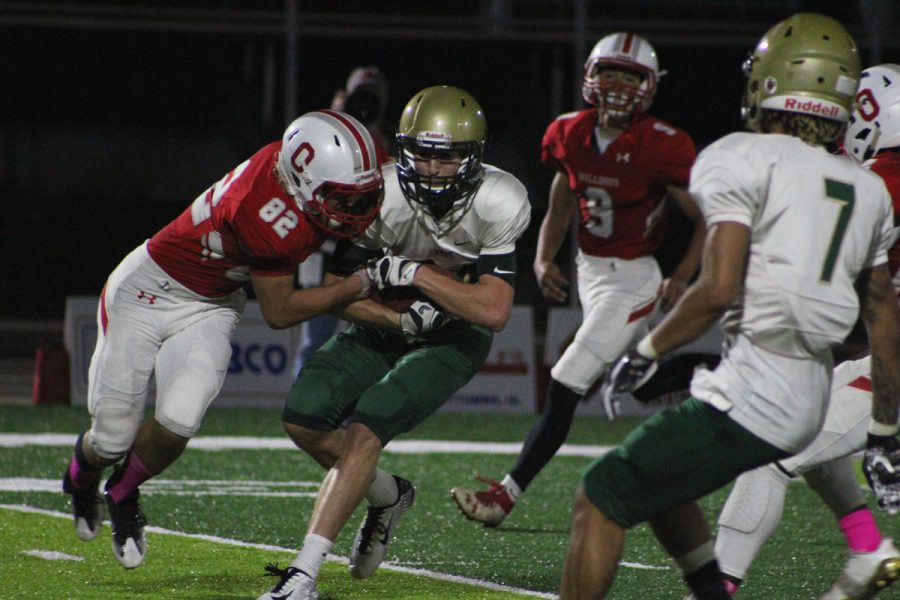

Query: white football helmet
left=844, top=63, right=900, bottom=163
left=582, top=32, right=661, bottom=124
left=277, top=110, right=384, bottom=238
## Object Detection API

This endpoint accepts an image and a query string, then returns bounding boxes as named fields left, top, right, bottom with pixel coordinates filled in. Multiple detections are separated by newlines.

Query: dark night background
left=0, top=1, right=896, bottom=349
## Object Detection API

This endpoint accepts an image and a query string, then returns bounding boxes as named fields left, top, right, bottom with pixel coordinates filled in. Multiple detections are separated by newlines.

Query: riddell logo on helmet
left=417, top=131, right=452, bottom=143
left=783, top=98, right=839, bottom=118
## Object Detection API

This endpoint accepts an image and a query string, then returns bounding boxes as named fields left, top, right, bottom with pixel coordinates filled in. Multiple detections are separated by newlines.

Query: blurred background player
left=257, top=86, right=531, bottom=600
left=293, top=66, right=393, bottom=378
left=61, top=110, right=384, bottom=569
left=562, top=14, right=900, bottom=600
left=693, top=63, right=900, bottom=600
left=450, top=31, right=705, bottom=527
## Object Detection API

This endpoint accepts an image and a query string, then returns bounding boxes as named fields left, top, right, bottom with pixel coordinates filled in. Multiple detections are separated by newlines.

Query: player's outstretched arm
left=643, top=221, right=749, bottom=356
left=657, top=186, right=707, bottom=313
left=251, top=271, right=370, bottom=330
left=534, top=171, right=574, bottom=303
left=414, top=267, right=514, bottom=332
left=856, top=264, right=900, bottom=512
left=857, top=264, right=900, bottom=431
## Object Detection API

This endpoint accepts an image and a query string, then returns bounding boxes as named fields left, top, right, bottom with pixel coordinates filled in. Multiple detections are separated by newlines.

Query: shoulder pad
left=473, top=167, right=529, bottom=223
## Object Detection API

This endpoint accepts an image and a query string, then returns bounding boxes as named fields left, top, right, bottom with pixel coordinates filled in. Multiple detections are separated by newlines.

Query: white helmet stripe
left=316, top=109, right=376, bottom=172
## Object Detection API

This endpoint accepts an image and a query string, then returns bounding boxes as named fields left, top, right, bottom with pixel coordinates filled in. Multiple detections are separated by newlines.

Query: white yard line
left=2, top=503, right=556, bottom=598
left=0, top=433, right=614, bottom=457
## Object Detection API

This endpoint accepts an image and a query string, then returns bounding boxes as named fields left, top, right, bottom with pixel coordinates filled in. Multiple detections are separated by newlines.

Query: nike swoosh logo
left=453, top=240, right=468, bottom=246
left=493, top=268, right=515, bottom=275
left=379, top=513, right=396, bottom=545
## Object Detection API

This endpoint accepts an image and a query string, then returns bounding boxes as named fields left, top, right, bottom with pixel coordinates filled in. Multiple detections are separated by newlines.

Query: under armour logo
left=616, top=153, right=630, bottom=163
left=137, top=291, right=158, bottom=304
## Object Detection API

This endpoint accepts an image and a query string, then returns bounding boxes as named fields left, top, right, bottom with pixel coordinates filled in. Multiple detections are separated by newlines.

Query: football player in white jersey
left=559, top=14, right=900, bottom=600
left=257, top=86, right=531, bottom=600
left=690, top=63, right=900, bottom=600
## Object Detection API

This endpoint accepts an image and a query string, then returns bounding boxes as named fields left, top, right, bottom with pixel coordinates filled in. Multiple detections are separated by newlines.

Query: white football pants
left=87, top=242, right=245, bottom=459
left=551, top=252, right=661, bottom=395
left=715, top=356, right=875, bottom=580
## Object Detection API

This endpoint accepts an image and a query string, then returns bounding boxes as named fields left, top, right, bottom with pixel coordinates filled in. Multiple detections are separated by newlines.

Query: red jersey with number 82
left=541, top=110, right=695, bottom=258
left=148, top=142, right=325, bottom=297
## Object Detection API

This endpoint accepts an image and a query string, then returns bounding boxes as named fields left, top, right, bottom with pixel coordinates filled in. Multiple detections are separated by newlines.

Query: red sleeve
left=870, top=153, right=900, bottom=217
left=540, top=118, right=566, bottom=171
left=647, top=123, right=696, bottom=188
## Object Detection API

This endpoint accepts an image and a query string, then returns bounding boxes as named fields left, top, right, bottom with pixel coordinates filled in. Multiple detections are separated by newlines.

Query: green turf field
left=1, top=405, right=897, bottom=599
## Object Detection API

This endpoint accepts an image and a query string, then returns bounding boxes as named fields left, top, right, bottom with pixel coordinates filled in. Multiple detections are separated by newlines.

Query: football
left=369, top=286, right=428, bottom=313
left=367, top=262, right=457, bottom=312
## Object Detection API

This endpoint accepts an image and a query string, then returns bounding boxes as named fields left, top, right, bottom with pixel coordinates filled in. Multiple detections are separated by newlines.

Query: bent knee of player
left=344, top=421, right=385, bottom=455
left=89, top=397, right=143, bottom=460
left=552, top=340, right=609, bottom=396
left=285, top=421, right=331, bottom=452
left=154, top=369, right=221, bottom=439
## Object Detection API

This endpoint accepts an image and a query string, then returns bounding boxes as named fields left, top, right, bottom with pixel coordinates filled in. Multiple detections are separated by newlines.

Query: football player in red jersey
left=451, top=32, right=706, bottom=527
left=60, top=110, right=403, bottom=570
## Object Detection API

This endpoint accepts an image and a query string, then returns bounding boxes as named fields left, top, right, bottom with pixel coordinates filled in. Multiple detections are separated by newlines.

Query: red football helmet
left=276, top=110, right=384, bottom=238
left=582, top=32, right=661, bottom=125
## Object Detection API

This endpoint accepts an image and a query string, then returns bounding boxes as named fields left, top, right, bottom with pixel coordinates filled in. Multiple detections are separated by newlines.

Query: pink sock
left=839, top=508, right=881, bottom=553
left=106, top=452, right=153, bottom=503
left=67, top=454, right=101, bottom=491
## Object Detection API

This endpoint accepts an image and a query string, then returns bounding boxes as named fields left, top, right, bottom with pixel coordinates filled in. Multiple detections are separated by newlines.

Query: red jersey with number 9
left=541, top=109, right=696, bottom=258
left=148, top=141, right=326, bottom=297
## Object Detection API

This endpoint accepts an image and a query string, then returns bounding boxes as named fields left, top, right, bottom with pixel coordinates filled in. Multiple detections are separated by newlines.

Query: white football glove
left=600, top=349, right=659, bottom=420
left=400, top=300, right=446, bottom=337
left=369, top=255, right=420, bottom=290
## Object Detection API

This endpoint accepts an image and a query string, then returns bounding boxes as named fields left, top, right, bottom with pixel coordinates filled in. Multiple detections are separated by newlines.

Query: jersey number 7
left=820, top=178, right=855, bottom=283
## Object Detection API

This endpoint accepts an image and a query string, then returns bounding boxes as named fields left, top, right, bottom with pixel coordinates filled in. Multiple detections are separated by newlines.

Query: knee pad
left=89, top=397, right=143, bottom=459
left=715, top=464, right=791, bottom=580
left=154, top=367, right=222, bottom=439
left=551, top=340, right=607, bottom=396
left=718, top=463, right=790, bottom=535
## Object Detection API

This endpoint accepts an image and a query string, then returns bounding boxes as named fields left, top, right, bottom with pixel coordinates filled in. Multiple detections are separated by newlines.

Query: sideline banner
left=441, top=305, right=536, bottom=414
left=63, top=296, right=298, bottom=407
left=63, top=297, right=536, bottom=412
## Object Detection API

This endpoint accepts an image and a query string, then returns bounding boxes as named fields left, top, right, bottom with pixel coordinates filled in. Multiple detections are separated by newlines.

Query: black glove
left=600, top=349, right=659, bottom=420
left=863, top=433, right=900, bottom=514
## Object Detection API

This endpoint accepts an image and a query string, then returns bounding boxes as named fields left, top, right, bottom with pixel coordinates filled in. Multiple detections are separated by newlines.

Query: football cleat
left=62, top=469, right=103, bottom=541
left=258, top=564, right=318, bottom=600
left=104, top=488, right=147, bottom=569
left=450, top=474, right=515, bottom=528
left=682, top=579, right=738, bottom=599
left=349, top=475, right=416, bottom=579
left=821, top=539, right=900, bottom=600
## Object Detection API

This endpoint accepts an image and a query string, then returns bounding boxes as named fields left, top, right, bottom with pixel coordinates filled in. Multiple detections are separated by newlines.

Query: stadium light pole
left=284, top=0, right=299, bottom=126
